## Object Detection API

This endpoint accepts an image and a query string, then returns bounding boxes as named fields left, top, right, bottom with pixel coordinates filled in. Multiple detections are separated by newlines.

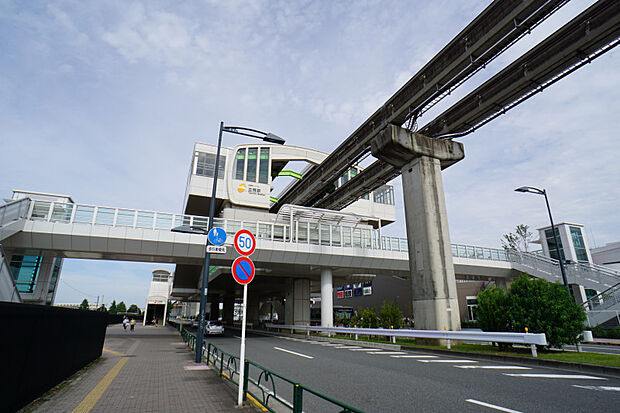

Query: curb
left=400, top=345, right=620, bottom=379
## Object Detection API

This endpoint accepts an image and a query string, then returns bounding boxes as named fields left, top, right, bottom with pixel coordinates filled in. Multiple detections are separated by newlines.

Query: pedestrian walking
left=123, top=316, right=129, bottom=330
left=130, top=318, right=136, bottom=331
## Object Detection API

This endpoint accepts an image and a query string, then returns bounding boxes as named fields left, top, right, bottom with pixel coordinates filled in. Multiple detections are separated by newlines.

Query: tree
left=508, top=275, right=586, bottom=348
left=97, top=304, right=107, bottom=312
left=379, top=300, right=403, bottom=329
left=79, top=299, right=89, bottom=310
left=109, top=300, right=117, bottom=314
left=358, top=307, right=380, bottom=328
left=502, top=224, right=533, bottom=252
left=127, top=304, right=140, bottom=314
left=475, top=286, right=511, bottom=332
left=117, top=301, right=127, bottom=313
left=476, top=275, right=587, bottom=348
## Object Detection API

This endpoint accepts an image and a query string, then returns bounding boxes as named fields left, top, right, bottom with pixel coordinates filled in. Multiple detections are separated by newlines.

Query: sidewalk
left=28, top=324, right=256, bottom=412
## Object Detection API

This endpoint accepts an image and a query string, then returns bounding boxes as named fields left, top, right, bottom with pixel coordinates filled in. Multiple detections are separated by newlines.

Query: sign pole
left=237, top=283, right=248, bottom=406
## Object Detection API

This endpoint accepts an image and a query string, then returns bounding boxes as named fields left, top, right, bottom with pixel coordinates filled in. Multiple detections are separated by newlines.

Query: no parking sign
left=231, top=256, right=255, bottom=285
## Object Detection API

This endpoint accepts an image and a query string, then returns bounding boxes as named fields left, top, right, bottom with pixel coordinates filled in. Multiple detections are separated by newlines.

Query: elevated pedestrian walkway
left=27, top=324, right=255, bottom=412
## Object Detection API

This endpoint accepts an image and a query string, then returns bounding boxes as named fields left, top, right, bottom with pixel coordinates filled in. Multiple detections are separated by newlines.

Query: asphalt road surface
left=205, top=332, right=620, bottom=413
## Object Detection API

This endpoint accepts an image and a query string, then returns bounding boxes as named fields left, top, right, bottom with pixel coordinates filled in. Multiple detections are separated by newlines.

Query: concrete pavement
left=27, top=324, right=257, bottom=412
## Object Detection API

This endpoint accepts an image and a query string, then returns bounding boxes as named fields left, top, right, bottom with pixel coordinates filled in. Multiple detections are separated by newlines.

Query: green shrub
left=476, top=275, right=586, bottom=348
left=358, top=307, right=380, bottom=328
left=475, top=285, right=511, bottom=332
left=379, top=300, right=403, bottom=329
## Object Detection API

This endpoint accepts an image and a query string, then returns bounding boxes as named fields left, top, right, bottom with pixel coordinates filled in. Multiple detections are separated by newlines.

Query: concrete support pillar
left=570, top=284, right=588, bottom=304
left=321, top=268, right=334, bottom=327
left=223, top=296, right=235, bottom=325
left=247, top=294, right=260, bottom=328
left=495, top=278, right=508, bottom=291
left=372, top=125, right=464, bottom=332
left=284, top=278, right=310, bottom=326
left=401, top=156, right=461, bottom=331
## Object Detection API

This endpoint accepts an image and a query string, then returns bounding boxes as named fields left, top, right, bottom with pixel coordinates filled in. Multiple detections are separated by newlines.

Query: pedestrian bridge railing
left=265, top=324, right=548, bottom=357
left=17, top=198, right=511, bottom=263
left=180, top=328, right=362, bottom=413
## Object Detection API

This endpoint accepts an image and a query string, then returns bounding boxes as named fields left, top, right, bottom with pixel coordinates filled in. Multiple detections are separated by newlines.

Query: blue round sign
left=208, top=227, right=227, bottom=246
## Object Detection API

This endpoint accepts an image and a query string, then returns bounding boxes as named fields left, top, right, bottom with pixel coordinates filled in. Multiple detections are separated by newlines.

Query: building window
left=10, top=255, right=42, bottom=293
left=570, top=226, right=589, bottom=263
left=195, top=152, right=226, bottom=179
left=234, top=149, right=246, bottom=180
left=373, top=185, right=394, bottom=205
left=545, top=227, right=565, bottom=261
left=466, top=296, right=478, bottom=321
left=246, top=148, right=258, bottom=182
left=258, top=148, right=270, bottom=184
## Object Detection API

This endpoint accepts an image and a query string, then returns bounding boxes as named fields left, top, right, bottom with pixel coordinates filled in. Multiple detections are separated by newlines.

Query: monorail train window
left=234, top=149, right=246, bottom=180
left=247, top=148, right=258, bottom=182
left=259, top=148, right=270, bottom=184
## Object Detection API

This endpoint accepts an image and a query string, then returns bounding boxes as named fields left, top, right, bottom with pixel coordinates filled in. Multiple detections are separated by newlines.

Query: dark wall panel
left=0, top=302, right=109, bottom=412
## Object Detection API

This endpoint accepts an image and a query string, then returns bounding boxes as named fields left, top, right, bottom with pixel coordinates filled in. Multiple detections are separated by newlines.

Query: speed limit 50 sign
left=234, top=229, right=256, bottom=256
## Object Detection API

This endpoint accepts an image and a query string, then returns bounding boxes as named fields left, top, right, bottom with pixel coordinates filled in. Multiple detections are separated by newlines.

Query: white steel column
left=321, top=268, right=334, bottom=327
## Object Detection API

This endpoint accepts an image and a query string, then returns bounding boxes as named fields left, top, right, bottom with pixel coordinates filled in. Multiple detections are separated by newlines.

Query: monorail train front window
left=234, top=148, right=246, bottom=180
left=259, top=148, right=270, bottom=184
left=247, top=148, right=258, bottom=182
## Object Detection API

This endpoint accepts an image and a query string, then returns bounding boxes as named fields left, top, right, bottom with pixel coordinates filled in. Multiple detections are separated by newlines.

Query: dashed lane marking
left=349, top=348, right=382, bottom=351
left=503, top=374, right=606, bottom=380
left=367, top=351, right=407, bottom=355
left=573, top=385, right=620, bottom=391
left=390, top=355, right=438, bottom=358
left=334, top=346, right=361, bottom=349
left=273, top=347, right=314, bottom=359
left=466, top=399, right=522, bottom=413
left=455, top=365, right=531, bottom=370
left=419, top=359, right=477, bottom=363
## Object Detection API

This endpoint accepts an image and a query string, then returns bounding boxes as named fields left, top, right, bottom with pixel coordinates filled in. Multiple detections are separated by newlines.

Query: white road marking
left=233, top=335, right=241, bottom=339
left=466, top=399, right=522, bottom=413
left=504, top=374, right=606, bottom=380
left=273, top=347, right=314, bottom=359
left=573, top=385, right=620, bottom=391
left=319, top=343, right=340, bottom=346
left=390, top=355, right=438, bottom=358
left=367, top=351, right=407, bottom=355
left=455, top=365, right=531, bottom=370
left=349, top=348, right=382, bottom=351
left=419, top=359, right=477, bottom=363
left=334, top=346, right=361, bottom=349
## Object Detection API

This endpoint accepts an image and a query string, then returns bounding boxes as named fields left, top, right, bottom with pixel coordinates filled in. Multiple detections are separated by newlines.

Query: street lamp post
left=514, top=186, right=568, bottom=290
left=173, top=122, right=285, bottom=363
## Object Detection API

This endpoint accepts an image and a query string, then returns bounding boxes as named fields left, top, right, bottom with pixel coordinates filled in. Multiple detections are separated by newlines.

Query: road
left=204, top=332, right=620, bottom=413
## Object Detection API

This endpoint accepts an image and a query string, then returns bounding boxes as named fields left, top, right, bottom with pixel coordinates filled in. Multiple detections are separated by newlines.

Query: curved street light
left=514, top=186, right=568, bottom=290
left=174, top=122, right=285, bottom=364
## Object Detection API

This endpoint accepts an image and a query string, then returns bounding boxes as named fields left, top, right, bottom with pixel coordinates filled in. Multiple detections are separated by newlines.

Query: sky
left=1, top=0, right=618, bottom=308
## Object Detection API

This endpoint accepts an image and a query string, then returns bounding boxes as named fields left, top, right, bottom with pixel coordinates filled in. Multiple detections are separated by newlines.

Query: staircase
left=0, top=244, right=21, bottom=303
left=507, top=250, right=620, bottom=293
left=582, top=283, right=620, bottom=327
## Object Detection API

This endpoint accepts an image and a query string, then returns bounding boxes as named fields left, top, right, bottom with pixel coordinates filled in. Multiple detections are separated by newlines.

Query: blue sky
left=1, top=1, right=618, bottom=308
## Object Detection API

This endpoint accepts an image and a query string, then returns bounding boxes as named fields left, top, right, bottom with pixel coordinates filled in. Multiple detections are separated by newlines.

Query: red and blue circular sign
left=234, top=229, right=256, bottom=256
left=231, top=256, right=255, bottom=285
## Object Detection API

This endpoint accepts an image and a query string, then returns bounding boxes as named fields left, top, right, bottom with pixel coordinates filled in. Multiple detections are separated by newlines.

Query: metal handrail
left=21, top=199, right=514, bottom=263
left=265, top=324, right=547, bottom=357
left=180, top=329, right=362, bottom=412
left=582, top=282, right=620, bottom=311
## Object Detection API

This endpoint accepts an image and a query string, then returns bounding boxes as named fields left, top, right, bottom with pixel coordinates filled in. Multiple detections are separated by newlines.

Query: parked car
left=205, top=320, right=224, bottom=335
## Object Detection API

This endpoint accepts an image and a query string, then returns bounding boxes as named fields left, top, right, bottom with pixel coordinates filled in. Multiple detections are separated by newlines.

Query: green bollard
left=293, top=383, right=303, bottom=413
left=243, top=360, right=250, bottom=402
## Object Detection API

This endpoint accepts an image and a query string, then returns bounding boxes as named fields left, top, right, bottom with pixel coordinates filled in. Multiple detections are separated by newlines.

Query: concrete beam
left=371, top=124, right=464, bottom=170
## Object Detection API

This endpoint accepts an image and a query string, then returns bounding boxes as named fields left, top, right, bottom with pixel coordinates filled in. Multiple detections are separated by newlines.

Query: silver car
left=205, top=320, right=224, bottom=335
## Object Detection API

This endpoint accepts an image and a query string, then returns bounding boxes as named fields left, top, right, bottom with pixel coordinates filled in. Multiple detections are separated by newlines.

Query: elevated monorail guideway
left=272, top=0, right=569, bottom=212
left=314, top=0, right=620, bottom=211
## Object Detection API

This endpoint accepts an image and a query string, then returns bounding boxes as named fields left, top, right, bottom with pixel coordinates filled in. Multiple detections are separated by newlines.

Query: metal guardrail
left=0, top=198, right=31, bottom=228
left=180, top=329, right=362, bottom=412
left=265, top=324, right=548, bottom=357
